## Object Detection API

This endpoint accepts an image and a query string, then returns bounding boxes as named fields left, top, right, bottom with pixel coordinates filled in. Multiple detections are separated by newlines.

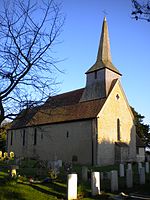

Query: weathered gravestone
left=139, top=167, right=145, bottom=185
left=110, top=170, right=118, bottom=192
left=138, top=162, right=142, bottom=174
left=145, top=162, right=149, bottom=173
left=119, top=163, right=124, bottom=177
left=126, top=168, right=133, bottom=188
left=91, top=172, right=101, bottom=196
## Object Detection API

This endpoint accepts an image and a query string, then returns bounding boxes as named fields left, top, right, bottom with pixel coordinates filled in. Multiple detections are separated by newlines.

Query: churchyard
left=0, top=152, right=150, bottom=200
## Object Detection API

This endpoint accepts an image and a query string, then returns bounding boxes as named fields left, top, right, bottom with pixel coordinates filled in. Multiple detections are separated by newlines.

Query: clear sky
left=54, top=0, right=150, bottom=125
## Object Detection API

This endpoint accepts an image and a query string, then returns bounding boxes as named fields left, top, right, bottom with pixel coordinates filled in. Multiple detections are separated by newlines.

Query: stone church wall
left=7, top=119, right=93, bottom=165
left=97, top=81, right=136, bottom=166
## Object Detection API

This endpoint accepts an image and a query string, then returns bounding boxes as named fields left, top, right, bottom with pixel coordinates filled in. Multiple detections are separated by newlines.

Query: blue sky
left=54, top=0, right=150, bottom=125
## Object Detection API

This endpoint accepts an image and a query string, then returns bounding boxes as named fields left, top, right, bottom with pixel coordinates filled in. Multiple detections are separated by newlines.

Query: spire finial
left=104, top=16, right=107, bottom=21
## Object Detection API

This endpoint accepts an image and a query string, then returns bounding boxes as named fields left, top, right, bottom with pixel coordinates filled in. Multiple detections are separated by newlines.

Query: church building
left=7, top=18, right=136, bottom=166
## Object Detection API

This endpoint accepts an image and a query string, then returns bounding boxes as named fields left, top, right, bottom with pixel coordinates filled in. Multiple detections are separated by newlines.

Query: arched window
left=117, top=118, right=121, bottom=141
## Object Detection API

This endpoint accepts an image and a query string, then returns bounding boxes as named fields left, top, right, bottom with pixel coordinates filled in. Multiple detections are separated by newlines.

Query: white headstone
left=67, top=174, right=77, bottom=200
left=127, top=163, right=132, bottom=170
left=119, top=163, right=124, bottom=177
left=126, top=169, right=133, bottom=188
left=139, top=167, right=145, bottom=185
left=145, top=162, right=149, bottom=173
left=82, top=166, right=88, bottom=182
left=91, top=172, right=101, bottom=196
left=110, top=170, right=118, bottom=192
left=138, top=162, right=142, bottom=174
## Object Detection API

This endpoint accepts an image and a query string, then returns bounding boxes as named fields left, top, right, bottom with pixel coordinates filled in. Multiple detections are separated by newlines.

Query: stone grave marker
left=126, top=168, right=133, bottom=188
left=110, top=170, right=118, bottom=192
left=139, top=167, right=145, bottom=185
left=91, top=172, right=101, bottom=196
left=119, top=163, right=124, bottom=177
left=145, top=162, right=149, bottom=173
left=67, top=173, right=77, bottom=200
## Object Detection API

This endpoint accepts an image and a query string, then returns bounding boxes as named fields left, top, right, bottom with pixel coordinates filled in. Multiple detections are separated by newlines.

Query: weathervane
left=102, top=10, right=108, bottom=16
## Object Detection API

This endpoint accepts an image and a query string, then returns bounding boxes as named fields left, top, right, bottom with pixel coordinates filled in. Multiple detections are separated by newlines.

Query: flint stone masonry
left=67, top=174, right=77, bottom=200
left=110, top=170, right=118, bottom=192
left=126, top=169, right=133, bottom=188
left=91, top=172, right=101, bottom=196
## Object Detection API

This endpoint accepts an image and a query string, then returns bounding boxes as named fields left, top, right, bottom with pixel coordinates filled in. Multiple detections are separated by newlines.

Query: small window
left=116, top=94, right=120, bottom=100
left=94, top=71, right=97, bottom=79
left=117, top=118, right=121, bottom=141
left=23, top=130, right=25, bottom=146
left=34, top=128, right=37, bottom=145
left=10, top=131, right=13, bottom=146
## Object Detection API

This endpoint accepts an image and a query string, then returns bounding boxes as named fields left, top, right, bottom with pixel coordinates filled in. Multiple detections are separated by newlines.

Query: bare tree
left=0, top=0, right=64, bottom=124
left=131, top=0, right=150, bottom=21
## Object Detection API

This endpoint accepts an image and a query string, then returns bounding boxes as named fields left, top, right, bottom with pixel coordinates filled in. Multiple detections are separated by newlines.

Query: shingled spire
left=86, top=17, right=121, bottom=75
left=97, top=16, right=112, bottom=62
left=80, top=17, right=122, bottom=102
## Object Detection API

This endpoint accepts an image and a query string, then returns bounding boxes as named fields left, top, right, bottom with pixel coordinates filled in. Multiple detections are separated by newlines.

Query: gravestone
left=138, top=162, right=142, bottom=174
left=139, top=167, right=145, bottom=185
left=127, top=163, right=132, bottom=170
left=91, top=172, right=101, bottom=196
left=145, top=162, right=149, bottom=173
left=126, top=169, right=133, bottom=188
left=110, top=170, right=118, bottom=192
left=67, top=174, right=77, bottom=200
left=119, top=163, right=124, bottom=177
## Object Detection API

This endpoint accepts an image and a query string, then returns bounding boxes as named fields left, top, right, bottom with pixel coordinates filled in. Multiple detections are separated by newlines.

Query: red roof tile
left=10, top=88, right=106, bottom=129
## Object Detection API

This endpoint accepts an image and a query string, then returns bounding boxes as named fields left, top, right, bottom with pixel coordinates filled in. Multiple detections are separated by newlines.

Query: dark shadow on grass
left=20, top=182, right=67, bottom=199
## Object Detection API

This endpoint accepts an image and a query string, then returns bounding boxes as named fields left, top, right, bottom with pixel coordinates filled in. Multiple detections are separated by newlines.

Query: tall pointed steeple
left=97, top=16, right=112, bottom=62
left=80, top=17, right=122, bottom=102
left=86, top=17, right=121, bottom=75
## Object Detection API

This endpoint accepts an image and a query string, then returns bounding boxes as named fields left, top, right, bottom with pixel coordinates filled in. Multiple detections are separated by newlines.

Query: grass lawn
left=0, top=172, right=67, bottom=200
left=0, top=163, right=150, bottom=200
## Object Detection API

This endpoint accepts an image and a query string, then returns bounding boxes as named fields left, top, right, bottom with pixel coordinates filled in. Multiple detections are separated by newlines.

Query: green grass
left=0, top=171, right=67, bottom=200
left=0, top=163, right=150, bottom=200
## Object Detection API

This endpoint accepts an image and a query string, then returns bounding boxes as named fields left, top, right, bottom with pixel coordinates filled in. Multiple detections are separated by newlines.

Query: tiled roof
left=10, top=106, right=40, bottom=129
left=10, top=88, right=106, bottom=129
left=45, top=88, right=84, bottom=107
